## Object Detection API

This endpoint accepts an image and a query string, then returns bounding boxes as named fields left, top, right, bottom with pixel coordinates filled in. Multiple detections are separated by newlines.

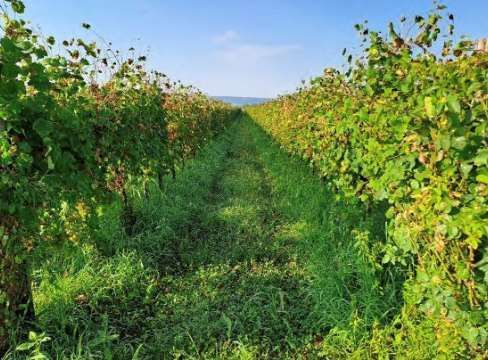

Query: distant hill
left=213, top=96, right=270, bottom=107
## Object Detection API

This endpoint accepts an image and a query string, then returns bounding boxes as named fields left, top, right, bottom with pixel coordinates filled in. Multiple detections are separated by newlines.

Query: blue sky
left=21, top=1, right=488, bottom=97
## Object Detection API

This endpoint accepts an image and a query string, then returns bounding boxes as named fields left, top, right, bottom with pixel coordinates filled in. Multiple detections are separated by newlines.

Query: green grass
left=5, top=117, right=402, bottom=359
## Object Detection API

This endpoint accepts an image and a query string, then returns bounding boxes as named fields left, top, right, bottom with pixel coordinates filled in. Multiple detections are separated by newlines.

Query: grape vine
left=247, top=4, right=487, bottom=357
left=0, top=0, right=238, bottom=349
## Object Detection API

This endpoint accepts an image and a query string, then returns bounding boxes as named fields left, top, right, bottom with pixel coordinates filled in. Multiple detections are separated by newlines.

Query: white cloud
left=212, top=30, right=239, bottom=44
left=206, top=31, right=303, bottom=96
left=216, top=44, right=301, bottom=64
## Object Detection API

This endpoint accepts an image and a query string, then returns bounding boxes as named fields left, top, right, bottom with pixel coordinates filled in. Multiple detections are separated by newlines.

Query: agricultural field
left=1, top=0, right=487, bottom=359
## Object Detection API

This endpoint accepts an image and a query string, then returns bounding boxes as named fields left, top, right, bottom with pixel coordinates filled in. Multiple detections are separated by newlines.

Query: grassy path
left=19, top=117, right=394, bottom=359
left=148, top=119, right=322, bottom=358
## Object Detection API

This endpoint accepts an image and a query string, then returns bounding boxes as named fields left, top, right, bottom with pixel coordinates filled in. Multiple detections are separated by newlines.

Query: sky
left=17, top=1, right=488, bottom=98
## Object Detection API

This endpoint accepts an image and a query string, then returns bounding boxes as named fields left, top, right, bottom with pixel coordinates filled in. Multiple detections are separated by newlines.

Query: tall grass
left=6, top=118, right=403, bottom=359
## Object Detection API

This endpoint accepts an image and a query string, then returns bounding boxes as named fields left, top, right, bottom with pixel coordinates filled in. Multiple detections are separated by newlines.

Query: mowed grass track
left=145, top=118, right=321, bottom=358
left=11, top=117, right=392, bottom=359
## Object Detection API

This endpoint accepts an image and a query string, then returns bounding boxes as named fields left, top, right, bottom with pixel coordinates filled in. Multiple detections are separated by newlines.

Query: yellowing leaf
left=476, top=173, right=488, bottom=184
left=424, top=97, right=435, bottom=118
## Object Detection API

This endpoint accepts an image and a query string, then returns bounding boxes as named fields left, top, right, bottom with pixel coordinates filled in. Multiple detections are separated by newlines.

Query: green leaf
left=33, top=118, right=53, bottom=138
left=410, top=180, right=420, bottom=189
left=18, top=141, right=32, bottom=153
left=438, top=134, right=451, bottom=150
left=8, top=0, right=25, bottom=14
left=452, top=136, right=467, bottom=150
left=15, top=341, right=34, bottom=351
left=31, top=355, right=50, bottom=360
left=16, top=40, right=33, bottom=52
left=476, top=172, right=488, bottom=184
left=460, top=162, right=473, bottom=177
left=447, top=95, right=461, bottom=114
left=47, top=156, right=55, bottom=170
left=462, top=326, right=479, bottom=345
left=474, top=149, right=488, bottom=166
